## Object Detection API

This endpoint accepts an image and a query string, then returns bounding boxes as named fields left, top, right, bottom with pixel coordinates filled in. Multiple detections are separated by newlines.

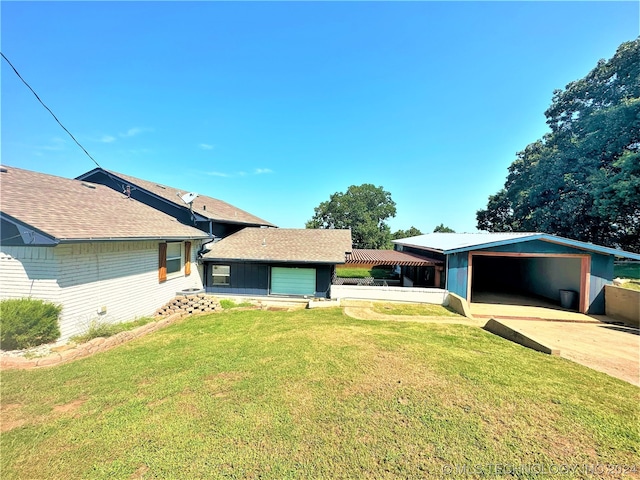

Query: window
left=211, top=265, right=230, bottom=286
left=159, top=242, right=184, bottom=282
left=166, top=242, right=182, bottom=274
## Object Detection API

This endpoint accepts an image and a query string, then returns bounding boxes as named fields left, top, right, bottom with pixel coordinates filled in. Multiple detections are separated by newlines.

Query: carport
left=470, top=252, right=589, bottom=312
left=393, top=232, right=640, bottom=315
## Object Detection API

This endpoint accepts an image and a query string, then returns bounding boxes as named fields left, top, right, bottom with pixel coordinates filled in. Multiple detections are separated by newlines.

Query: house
left=0, top=166, right=209, bottom=341
left=76, top=167, right=275, bottom=238
left=201, top=227, right=353, bottom=297
left=77, top=168, right=356, bottom=298
left=393, top=232, right=640, bottom=314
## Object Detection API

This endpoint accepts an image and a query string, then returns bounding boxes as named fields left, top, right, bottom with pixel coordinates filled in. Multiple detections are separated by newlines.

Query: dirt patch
left=52, top=398, right=86, bottom=415
left=130, top=464, right=150, bottom=479
left=2, top=399, right=85, bottom=433
left=1, top=403, right=26, bottom=433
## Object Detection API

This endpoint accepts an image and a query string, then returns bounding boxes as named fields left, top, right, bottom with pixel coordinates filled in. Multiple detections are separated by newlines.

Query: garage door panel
left=271, top=267, right=316, bottom=296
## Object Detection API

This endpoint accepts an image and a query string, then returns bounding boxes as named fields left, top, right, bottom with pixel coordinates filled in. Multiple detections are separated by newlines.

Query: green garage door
left=271, top=267, right=316, bottom=296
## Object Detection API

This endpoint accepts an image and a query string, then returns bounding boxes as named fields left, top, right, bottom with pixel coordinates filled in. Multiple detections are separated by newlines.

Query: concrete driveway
left=471, top=294, right=640, bottom=386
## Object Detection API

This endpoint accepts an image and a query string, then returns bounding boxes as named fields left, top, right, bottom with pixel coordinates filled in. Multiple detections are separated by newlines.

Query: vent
left=0, top=167, right=7, bottom=173
left=81, top=182, right=96, bottom=189
left=156, top=184, right=166, bottom=189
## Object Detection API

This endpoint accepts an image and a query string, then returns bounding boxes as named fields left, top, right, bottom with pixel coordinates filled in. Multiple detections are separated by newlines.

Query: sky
left=2, top=1, right=638, bottom=234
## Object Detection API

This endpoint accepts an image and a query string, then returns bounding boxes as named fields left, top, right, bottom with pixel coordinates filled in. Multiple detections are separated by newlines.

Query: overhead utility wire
left=1, top=52, right=102, bottom=169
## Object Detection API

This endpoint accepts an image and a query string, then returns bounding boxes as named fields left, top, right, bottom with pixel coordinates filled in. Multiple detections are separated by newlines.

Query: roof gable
left=78, top=168, right=274, bottom=227
left=1, top=166, right=208, bottom=243
left=203, top=228, right=353, bottom=264
left=393, top=232, right=640, bottom=260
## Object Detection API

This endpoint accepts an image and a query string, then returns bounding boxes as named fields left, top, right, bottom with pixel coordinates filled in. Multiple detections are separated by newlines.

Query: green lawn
left=371, top=302, right=461, bottom=317
left=2, top=309, right=639, bottom=479
left=615, top=263, right=640, bottom=280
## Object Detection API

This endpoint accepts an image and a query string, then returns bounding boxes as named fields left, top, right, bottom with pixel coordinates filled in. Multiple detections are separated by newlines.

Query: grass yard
left=2, top=308, right=639, bottom=479
left=615, top=263, right=640, bottom=280
left=371, top=302, right=461, bottom=317
left=619, top=280, right=640, bottom=291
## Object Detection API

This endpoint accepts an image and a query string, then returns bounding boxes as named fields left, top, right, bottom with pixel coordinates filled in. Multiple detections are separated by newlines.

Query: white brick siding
left=0, top=240, right=203, bottom=342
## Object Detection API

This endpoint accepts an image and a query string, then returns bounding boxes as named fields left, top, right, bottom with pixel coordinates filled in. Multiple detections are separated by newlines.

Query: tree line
left=306, top=39, right=638, bottom=253
left=477, top=38, right=639, bottom=253
left=305, top=184, right=454, bottom=249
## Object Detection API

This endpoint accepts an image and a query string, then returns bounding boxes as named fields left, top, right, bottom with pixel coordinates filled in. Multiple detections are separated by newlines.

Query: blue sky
left=2, top=1, right=638, bottom=233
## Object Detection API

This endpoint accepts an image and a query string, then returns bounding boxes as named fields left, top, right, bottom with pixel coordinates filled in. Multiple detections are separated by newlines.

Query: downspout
left=196, top=222, right=216, bottom=291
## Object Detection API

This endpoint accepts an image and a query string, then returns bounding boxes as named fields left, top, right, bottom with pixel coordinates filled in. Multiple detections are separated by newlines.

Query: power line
left=1, top=51, right=102, bottom=169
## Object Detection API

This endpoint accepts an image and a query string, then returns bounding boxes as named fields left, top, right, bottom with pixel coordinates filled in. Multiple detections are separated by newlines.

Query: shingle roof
left=81, top=168, right=274, bottom=227
left=202, top=228, right=353, bottom=264
left=346, top=249, right=443, bottom=266
left=0, top=166, right=209, bottom=242
left=393, top=232, right=640, bottom=259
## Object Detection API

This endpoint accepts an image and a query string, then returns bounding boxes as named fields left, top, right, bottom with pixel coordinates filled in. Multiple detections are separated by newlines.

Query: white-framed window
left=211, top=265, right=230, bottom=285
left=166, top=242, right=183, bottom=276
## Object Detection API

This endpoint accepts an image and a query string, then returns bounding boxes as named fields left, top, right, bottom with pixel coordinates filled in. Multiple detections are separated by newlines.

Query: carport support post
left=579, top=256, right=590, bottom=314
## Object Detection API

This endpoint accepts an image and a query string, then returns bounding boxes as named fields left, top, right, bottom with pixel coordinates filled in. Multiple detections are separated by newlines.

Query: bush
left=0, top=298, right=62, bottom=350
left=336, top=267, right=398, bottom=279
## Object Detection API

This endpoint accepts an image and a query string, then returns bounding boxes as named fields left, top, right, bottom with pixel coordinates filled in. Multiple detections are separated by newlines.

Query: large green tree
left=433, top=224, right=455, bottom=233
left=392, top=226, right=423, bottom=240
left=306, top=184, right=397, bottom=249
left=477, top=38, right=640, bottom=253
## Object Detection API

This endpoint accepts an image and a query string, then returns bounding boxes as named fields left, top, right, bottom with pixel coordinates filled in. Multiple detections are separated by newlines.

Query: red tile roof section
left=202, top=228, right=353, bottom=264
left=105, top=170, right=275, bottom=227
left=1, top=166, right=208, bottom=241
left=346, top=249, right=443, bottom=266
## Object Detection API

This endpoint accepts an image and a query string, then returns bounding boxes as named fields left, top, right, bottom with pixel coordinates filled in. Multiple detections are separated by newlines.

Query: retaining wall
left=330, top=285, right=448, bottom=306
left=605, top=285, right=639, bottom=327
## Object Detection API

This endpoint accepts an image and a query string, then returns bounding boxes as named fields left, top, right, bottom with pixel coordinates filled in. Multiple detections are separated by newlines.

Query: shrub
left=0, top=298, right=62, bottom=350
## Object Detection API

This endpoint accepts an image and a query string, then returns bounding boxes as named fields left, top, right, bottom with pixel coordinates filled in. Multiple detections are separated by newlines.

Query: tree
left=392, top=226, right=423, bottom=240
left=476, top=38, right=640, bottom=253
left=306, top=184, right=397, bottom=249
left=433, top=224, right=455, bottom=233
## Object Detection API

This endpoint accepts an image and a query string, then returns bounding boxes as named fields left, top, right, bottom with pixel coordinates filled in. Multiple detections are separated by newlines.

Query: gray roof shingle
left=94, top=169, right=275, bottom=227
left=1, top=166, right=208, bottom=242
left=202, top=228, right=353, bottom=264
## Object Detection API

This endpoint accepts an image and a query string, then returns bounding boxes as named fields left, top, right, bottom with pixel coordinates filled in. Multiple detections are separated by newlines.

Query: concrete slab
left=470, top=293, right=639, bottom=386
left=495, top=317, right=639, bottom=386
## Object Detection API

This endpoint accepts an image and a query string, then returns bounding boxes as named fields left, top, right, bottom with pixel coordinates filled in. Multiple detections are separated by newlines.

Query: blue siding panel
left=589, top=254, right=613, bottom=314
left=447, top=252, right=468, bottom=299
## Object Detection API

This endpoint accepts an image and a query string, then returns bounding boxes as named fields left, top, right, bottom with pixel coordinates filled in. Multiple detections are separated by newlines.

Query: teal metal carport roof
left=393, top=233, right=640, bottom=259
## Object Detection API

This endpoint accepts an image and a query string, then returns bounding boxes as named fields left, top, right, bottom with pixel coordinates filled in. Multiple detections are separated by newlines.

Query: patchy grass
left=1, top=309, right=639, bottom=479
left=372, top=302, right=461, bottom=317
left=70, top=317, right=155, bottom=344
left=219, top=299, right=255, bottom=309
left=619, top=280, right=640, bottom=291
